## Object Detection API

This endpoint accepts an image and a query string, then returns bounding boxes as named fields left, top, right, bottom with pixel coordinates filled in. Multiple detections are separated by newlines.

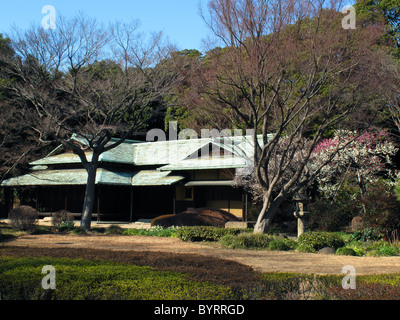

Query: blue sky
left=0, top=0, right=357, bottom=52
left=0, top=0, right=209, bottom=52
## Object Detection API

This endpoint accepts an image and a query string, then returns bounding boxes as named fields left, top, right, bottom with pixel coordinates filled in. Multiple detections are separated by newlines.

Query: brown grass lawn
left=2, top=233, right=400, bottom=276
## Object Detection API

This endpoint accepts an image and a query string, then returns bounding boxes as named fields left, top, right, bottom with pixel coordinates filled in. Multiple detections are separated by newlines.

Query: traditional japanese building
left=1, top=134, right=267, bottom=222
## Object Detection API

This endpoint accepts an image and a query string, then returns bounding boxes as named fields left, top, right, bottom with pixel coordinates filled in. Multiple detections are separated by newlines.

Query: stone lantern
left=293, top=189, right=311, bottom=237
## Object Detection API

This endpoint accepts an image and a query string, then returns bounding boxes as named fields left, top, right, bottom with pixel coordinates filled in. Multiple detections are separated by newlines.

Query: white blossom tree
left=312, top=129, right=399, bottom=205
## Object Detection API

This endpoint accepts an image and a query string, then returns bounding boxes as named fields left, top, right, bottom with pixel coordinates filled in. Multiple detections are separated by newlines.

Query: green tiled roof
left=159, top=156, right=248, bottom=171
left=30, top=152, right=92, bottom=166
left=31, top=143, right=136, bottom=166
left=133, top=139, right=211, bottom=165
left=1, top=168, right=184, bottom=187
left=132, top=170, right=185, bottom=186
left=30, top=134, right=269, bottom=167
left=2, top=134, right=271, bottom=187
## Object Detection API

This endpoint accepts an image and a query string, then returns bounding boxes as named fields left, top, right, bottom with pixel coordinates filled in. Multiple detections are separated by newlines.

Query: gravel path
left=3, top=233, right=400, bottom=275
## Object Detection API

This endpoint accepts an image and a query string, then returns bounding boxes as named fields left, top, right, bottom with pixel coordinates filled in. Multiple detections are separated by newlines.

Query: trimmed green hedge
left=219, top=233, right=271, bottom=249
left=176, top=226, right=248, bottom=242
left=0, top=257, right=234, bottom=300
left=219, top=233, right=297, bottom=251
left=336, top=247, right=357, bottom=256
left=122, top=226, right=180, bottom=238
left=297, top=232, right=345, bottom=253
left=3, top=257, right=400, bottom=300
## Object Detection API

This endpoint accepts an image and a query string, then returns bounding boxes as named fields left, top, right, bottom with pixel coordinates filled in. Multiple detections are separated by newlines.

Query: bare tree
left=197, top=0, right=388, bottom=233
left=0, top=15, right=176, bottom=229
left=0, top=34, right=54, bottom=187
left=385, top=54, right=400, bottom=135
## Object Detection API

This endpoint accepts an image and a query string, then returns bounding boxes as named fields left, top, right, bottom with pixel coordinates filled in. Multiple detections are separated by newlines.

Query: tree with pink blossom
left=312, top=129, right=399, bottom=205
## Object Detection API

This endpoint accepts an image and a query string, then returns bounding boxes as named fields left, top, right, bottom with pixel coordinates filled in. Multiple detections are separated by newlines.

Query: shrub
left=308, top=198, right=356, bottom=232
left=348, top=228, right=383, bottom=242
left=362, top=181, right=400, bottom=233
left=176, top=226, right=244, bottom=242
left=344, top=243, right=366, bottom=256
left=360, top=274, right=400, bottom=286
left=106, top=225, right=124, bottom=235
left=71, top=227, right=87, bottom=235
left=260, top=273, right=304, bottom=299
left=260, top=273, right=327, bottom=300
left=219, top=233, right=297, bottom=251
left=366, top=249, right=381, bottom=257
left=267, top=237, right=297, bottom=251
left=219, top=233, right=271, bottom=249
left=343, top=240, right=400, bottom=257
left=308, top=181, right=360, bottom=231
left=8, top=206, right=38, bottom=231
left=378, top=245, right=399, bottom=257
left=296, top=242, right=316, bottom=253
left=336, top=247, right=357, bottom=256
left=58, top=220, right=75, bottom=232
left=123, top=226, right=180, bottom=238
left=328, top=283, right=400, bottom=300
left=52, top=210, right=73, bottom=228
left=297, top=232, right=345, bottom=252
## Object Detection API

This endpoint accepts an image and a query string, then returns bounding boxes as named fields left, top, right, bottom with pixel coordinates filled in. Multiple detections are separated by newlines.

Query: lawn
left=2, top=223, right=400, bottom=300
left=2, top=250, right=400, bottom=300
left=0, top=256, right=234, bottom=300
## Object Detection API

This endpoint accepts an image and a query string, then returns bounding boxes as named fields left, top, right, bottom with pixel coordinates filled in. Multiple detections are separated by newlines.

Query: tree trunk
left=357, top=171, right=367, bottom=215
left=254, top=196, right=281, bottom=233
left=80, top=157, right=99, bottom=230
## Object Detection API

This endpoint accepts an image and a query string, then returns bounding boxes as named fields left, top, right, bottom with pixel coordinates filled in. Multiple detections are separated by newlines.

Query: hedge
left=123, top=226, right=180, bottom=238
left=219, top=233, right=297, bottom=251
left=176, top=226, right=247, bottom=242
left=0, top=257, right=234, bottom=300
left=297, top=232, right=345, bottom=253
left=8, top=206, right=38, bottom=231
left=3, top=257, right=400, bottom=300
